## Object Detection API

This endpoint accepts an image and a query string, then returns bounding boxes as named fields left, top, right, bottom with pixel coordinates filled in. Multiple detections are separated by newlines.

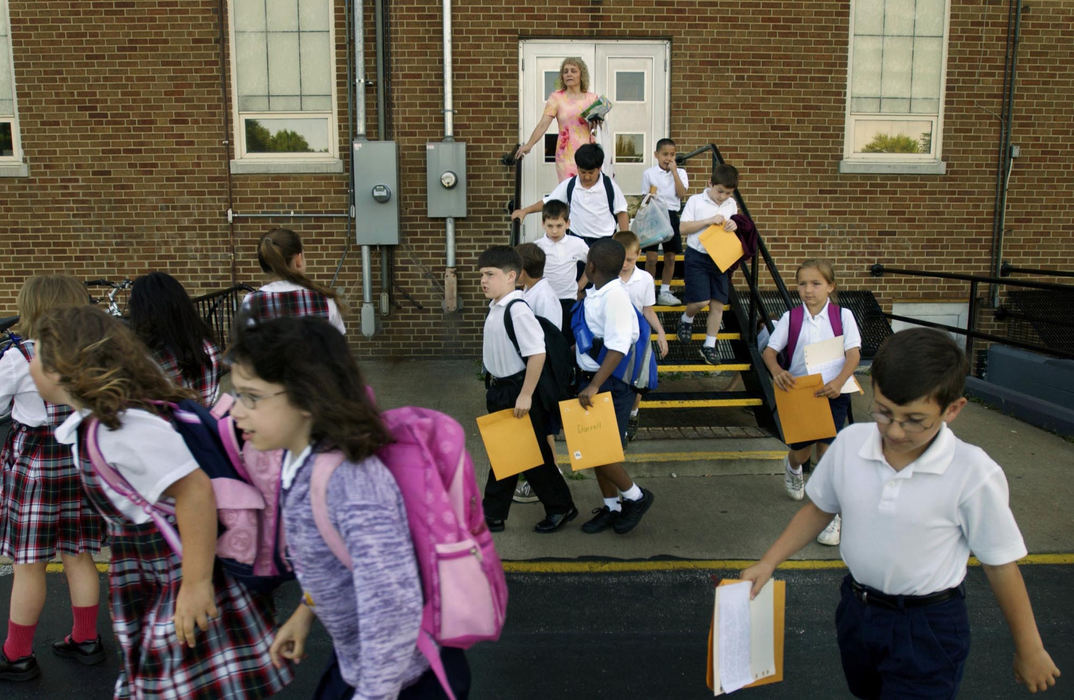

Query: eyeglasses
left=231, top=389, right=286, bottom=409
left=869, top=404, right=938, bottom=434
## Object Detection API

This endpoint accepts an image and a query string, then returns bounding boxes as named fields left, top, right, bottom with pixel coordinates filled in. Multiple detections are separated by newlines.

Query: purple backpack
left=309, top=406, right=508, bottom=700
left=778, top=303, right=844, bottom=370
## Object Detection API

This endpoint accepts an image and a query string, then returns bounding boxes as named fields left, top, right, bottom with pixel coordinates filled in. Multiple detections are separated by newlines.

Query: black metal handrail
left=501, top=145, right=523, bottom=247
left=869, top=264, right=1074, bottom=364
left=192, top=284, right=256, bottom=347
left=1000, top=261, right=1074, bottom=279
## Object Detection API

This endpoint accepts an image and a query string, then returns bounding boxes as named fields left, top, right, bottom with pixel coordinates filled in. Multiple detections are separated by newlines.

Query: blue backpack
left=571, top=300, right=659, bottom=394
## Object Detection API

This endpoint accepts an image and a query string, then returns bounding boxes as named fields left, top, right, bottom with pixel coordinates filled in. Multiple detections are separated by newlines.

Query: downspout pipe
left=442, top=0, right=458, bottom=312
left=354, top=0, right=376, bottom=336
left=991, top=0, right=1022, bottom=307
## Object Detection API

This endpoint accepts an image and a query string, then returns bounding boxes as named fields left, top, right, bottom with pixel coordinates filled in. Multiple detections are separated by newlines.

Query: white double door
left=518, top=39, right=670, bottom=242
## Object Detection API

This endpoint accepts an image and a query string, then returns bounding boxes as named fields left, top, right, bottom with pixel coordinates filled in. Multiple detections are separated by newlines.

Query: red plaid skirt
left=0, top=421, right=104, bottom=563
left=79, top=448, right=292, bottom=698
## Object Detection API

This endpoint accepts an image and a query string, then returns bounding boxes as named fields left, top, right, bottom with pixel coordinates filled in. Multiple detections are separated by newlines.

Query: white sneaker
left=817, top=514, right=841, bottom=546
left=512, top=480, right=538, bottom=503
left=783, top=458, right=805, bottom=501
left=657, top=290, right=682, bottom=306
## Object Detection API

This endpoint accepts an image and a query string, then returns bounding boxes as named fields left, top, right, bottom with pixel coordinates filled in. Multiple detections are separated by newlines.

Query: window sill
left=0, top=161, right=30, bottom=177
left=230, top=159, right=344, bottom=175
left=839, top=160, right=946, bottom=175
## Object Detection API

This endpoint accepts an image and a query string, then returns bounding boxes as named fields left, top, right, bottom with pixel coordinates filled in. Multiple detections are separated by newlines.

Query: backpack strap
left=828, top=302, right=844, bottom=337
left=501, top=298, right=527, bottom=362
left=564, top=175, right=618, bottom=225
left=308, top=451, right=352, bottom=568
left=783, top=305, right=806, bottom=369
left=565, top=176, right=576, bottom=209
left=85, top=418, right=183, bottom=556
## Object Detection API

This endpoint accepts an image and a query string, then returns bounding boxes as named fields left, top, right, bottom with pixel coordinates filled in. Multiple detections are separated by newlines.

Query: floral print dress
left=543, top=89, right=598, bottom=181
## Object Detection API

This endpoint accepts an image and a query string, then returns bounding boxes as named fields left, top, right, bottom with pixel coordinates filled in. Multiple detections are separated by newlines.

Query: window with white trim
left=841, top=0, right=949, bottom=174
left=0, top=0, right=23, bottom=168
left=228, top=0, right=338, bottom=169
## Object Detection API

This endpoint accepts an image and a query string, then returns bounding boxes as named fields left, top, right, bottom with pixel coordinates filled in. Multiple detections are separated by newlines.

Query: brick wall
left=2, top=0, right=1071, bottom=359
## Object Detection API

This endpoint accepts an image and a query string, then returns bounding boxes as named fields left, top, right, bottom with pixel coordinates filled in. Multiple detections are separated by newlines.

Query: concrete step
left=554, top=436, right=786, bottom=478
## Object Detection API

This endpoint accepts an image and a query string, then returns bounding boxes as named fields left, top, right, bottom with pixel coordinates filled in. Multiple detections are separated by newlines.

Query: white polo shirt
left=54, top=408, right=200, bottom=524
left=545, top=175, right=628, bottom=240
left=806, top=422, right=1028, bottom=596
left=0, top=341, right=49, bottom=426
left=621, top=266, right=656, bottom=312
left=535, top=234, right=590, bottom=300
left=575, top=279, right=639, bottom=372
left=641, top=164, right=689, bottom=212
left=681, top=190, right=739, bottom=254
left=482, top=290, right=545, bottom=379
left=522, top=278, right=563, bottom=329
left=766, top=301, right=862, bottom=383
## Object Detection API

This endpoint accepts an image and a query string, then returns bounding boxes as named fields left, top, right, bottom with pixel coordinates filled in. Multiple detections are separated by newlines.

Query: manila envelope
left=476, top=408, right=544, bottom=480
left=558, top=392, right=625, bottom=471
left=698, top=224, right=745, bottom=272
left=772, top=373, right=838, bottom=445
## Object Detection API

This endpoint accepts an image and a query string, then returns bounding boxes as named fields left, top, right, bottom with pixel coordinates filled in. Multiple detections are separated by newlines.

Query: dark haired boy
left=743, top=328, right=1060, bottom=697
left=532, top=200, right=590, bottom=339
left=478, top=246, right=577, bottom=533
left=641, top=138, right=689, bottom=306
left=573, top=238, right=654, bottom=534
left=511, top=144, right=629, bottom=244
left=677, top=163, right=739, bottom=365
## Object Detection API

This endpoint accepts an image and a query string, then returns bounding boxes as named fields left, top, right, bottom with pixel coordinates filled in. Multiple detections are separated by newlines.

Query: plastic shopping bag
left=632, top=193, right=673, bottom=249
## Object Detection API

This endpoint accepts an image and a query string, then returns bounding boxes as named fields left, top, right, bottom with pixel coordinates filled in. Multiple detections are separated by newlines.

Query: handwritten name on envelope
left=558, top=392, right=625, bottom=471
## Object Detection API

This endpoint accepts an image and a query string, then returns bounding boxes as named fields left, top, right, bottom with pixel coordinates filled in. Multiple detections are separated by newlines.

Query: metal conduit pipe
left=354, top=0, right=376, bottom=336
left=441, top=0, right=458, bottom=312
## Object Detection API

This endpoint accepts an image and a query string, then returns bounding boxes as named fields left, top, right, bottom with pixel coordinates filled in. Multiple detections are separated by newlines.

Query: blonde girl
left=0, top=275, right=103, bottom=682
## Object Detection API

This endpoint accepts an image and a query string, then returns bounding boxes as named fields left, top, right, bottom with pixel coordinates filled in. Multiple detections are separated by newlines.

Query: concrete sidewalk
left=360, top=359, right=1074, bottom=562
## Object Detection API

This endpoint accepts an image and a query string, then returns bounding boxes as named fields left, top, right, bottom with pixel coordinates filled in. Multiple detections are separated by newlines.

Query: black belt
left=485, top=370, right=525, bottom=387
left=849, top=579, right=963, bottom=610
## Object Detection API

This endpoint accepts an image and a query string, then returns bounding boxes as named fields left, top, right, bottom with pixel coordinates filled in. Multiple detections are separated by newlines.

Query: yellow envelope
left=558, top=392, right=625, bottom=471
left=476, top=408, right=544, bottom=480
left=772, top=373, right=838, bottom=445
left=698, top=224, right=745, bottom=272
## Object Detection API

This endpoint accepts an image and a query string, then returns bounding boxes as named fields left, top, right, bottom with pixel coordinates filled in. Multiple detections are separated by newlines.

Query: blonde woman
left=515, top=57, right=599, bottom=181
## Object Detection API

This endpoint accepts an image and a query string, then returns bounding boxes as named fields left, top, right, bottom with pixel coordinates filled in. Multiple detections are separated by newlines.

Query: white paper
left=804, top=336, right=862, bottom=394
left=748, top=580, right=776, bottom=681
left=717, top=581, right=753, bottom=693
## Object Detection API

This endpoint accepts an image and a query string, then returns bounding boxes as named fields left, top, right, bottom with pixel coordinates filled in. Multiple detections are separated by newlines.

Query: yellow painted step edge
left=556, top=450, right=786, bottom=464
left=653, top=304, right=730, bottom=312
left=640, top=398, right=764, bottom=408
left=659, top=364, right=751, bottom=372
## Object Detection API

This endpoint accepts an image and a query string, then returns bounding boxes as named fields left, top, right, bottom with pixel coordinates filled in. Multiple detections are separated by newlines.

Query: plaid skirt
left=80, top=459, right=292, bottom=699
left=0, top=421, right=104, bottom=563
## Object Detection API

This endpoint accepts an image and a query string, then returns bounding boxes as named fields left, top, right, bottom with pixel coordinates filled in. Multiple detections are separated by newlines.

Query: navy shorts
left=836, top=575, right=969, bottom=699
left=579, top=372, right=634, bottom=450
left=683, top=247, right=730, bottom=304
left=788, top=393, right=851, bottom=450
left=641, top=210, right=683, bottom=254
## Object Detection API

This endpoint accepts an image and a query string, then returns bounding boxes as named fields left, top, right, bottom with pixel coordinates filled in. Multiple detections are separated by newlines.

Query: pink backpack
left=309, top=406, right=508, bottom=700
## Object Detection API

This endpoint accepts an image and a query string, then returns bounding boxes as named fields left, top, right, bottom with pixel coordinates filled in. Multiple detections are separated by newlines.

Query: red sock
left=71, top=604, right=99, bottom=644
left=3, top=620, right=36, bottom=660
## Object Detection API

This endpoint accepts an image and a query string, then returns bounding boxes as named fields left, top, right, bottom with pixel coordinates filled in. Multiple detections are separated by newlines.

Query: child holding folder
left=762, top=259, right=860, bottom=545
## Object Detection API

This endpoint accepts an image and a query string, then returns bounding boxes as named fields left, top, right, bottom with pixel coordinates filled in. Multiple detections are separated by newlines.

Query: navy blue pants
left=835, top=576, right=970, bottom=699
left=313, top=647, right=471, bottom=700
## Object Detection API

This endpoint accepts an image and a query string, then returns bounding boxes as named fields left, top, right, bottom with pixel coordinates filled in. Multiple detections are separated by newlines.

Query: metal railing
left=192, top=284, right=255, bottom=348
left=1000, top=261, right=1074, bottom=279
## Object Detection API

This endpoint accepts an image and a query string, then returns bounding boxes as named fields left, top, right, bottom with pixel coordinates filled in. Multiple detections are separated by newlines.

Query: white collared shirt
left=522, top=278, right=563, bottom=329
left=766, top=300, right=862, bottom=383
left=0, top=340, right=48, bottom=426
left=575, top=279, right=639, bottom=372
left=482, top=290, right=545, bottom=378
left=54, top=408, right=200, bottom=524
left=544, top=176, right=628, bottom=239
left=620, top=266, right=656, bottom=311
left=681, top=190, right=739, bottom=254
left=282, top=444, right=314, bottom=490
left=641, top=164, right=689, bottom=211
left=534, top=234, right=590, bottom=300
left=806, top=422, right=1027, bottom=595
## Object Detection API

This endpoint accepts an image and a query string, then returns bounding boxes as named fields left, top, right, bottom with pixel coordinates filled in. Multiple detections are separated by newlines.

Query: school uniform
left=54, top=408, right=291, bottom=699
left=575, top=279, right=639, bottom=448
left=522, top=278, right=563, bottom=329
left=482, top=291, right=574, bottom=521
left=766, top=301, right=861, bottom=448
left=807, top=422, right=1027, bottom=698
left=534, top=233, right=589, bottom=339
left=639, top=164, right=688, bottom=253
left=153, top=339, right=223, bottom=408
left=543, top=175, right=628, bottom=242
left=680, top=191, right=739, bottom=304
left=242, top=280, right=346, bottom=334
left=0, top=341, right=103, bottom=564
left=621, top=266, right=656, bottom=312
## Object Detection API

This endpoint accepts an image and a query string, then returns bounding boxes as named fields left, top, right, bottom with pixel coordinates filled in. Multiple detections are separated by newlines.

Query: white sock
left=621, top=483, right=643, bottom=501
left=604, top=497, right=622, bottom=512
left=630, top=408, right=639, bottom=417
left=787, top=462, right=803, bottom=474
left=661, top=284, right=671, bottom=294
left=703, top=335, right=717, bottom=348
left=681, top=313, right=694, bottom=323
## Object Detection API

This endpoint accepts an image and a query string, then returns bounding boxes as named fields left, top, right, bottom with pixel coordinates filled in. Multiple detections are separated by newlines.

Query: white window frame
left=0, top=0, right=27, bottom=177
left=840, top=0, right=950, bottom=175
left=227, top=0, right=342, bottom=174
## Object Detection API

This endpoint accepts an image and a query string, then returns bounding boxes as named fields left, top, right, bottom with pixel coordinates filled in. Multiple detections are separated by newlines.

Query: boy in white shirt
left=640, top=138, right=689, bottom=306
left=677, top=164, right=740, bottom=366
left=532, top=200, right=590, bottom=339
left=743, top=329, right=1060, bottom=698
left=613, top=231, right=668, bottom=440
left=515, top=243, right=563, bottom=330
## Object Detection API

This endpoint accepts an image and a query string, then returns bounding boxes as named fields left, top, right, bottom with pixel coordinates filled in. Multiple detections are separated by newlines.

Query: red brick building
left=1, top=1, right=1070, bottom=358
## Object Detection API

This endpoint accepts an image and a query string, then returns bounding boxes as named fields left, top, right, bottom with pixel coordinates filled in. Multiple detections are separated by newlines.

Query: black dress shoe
left=52, top=635, right=106, bottom=665
left=0, top=650, right=40, bottom=681
left=613, top=488, right=655, bottom=534
left=533, top=506, right=578, bottom=533
left=580, top=506, right=620, bottom=534
left=485, top=517, right=505, bottom=533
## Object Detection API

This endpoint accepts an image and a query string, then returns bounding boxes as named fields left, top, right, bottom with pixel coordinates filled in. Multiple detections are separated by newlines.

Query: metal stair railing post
left=501, top=145, right=523, bottom=247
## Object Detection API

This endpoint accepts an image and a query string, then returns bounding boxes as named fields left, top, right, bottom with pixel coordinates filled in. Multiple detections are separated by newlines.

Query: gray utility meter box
left=426, top=141, right=467, bottom=218
left=353, top=140, right=400, bottom=245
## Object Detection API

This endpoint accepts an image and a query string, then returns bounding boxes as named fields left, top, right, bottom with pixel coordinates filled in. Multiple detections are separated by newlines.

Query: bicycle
left=85, top=278, right=133, bottom=317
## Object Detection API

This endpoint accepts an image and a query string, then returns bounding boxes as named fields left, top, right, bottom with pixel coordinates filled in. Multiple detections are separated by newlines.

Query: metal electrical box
left=353, top=140, right=399, bottom=245
left=426, top=141, right=467, bottom=218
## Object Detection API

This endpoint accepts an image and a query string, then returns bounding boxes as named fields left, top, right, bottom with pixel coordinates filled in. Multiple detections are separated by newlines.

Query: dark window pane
left=0, top=122, right=11, bottom=156
left=544, top=133, right=557, bottom=163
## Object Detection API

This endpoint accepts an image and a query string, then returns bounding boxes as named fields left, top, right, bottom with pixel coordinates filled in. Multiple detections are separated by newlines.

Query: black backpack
left=503, top=299, right=576, bottom=411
